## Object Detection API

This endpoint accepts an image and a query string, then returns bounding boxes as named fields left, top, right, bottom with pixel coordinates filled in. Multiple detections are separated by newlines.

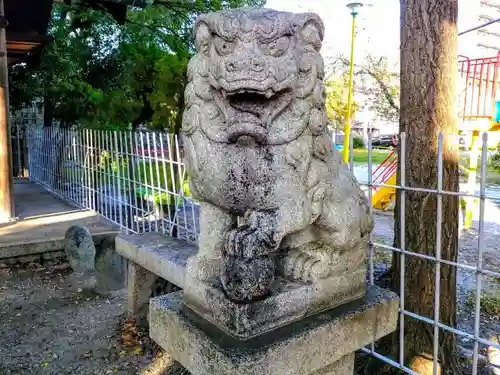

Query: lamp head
left=346, top=2, right=363, bottom=16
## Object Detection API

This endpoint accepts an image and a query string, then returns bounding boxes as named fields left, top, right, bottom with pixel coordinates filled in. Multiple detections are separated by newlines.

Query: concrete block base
left=182, top=242, right=367, bottom=339
left=149, top=286, right=399, bottom=375
left=127, top=261, right=157, bottom=325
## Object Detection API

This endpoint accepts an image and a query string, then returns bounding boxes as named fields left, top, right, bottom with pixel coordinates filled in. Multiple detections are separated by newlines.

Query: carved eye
left=258, top=36, right=290, bottom=57
left=213, top=35, right=235, bottom=56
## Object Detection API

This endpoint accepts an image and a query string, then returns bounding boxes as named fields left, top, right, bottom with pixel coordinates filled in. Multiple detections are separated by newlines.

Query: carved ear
left=193, top=20, right=212, bottom=56
left=295, top=13, right=325, bottom=52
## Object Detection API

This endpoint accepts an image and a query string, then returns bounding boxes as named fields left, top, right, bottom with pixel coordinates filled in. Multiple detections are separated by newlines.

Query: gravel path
left=0, top=261, right=183, bottom=375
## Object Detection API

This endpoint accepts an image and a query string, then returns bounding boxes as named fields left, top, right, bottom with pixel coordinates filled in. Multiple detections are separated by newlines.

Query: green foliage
left=10, top=0, right=266, bottom=130
left=332, top=54, right=400, bottom=124
left=352, top=135, right=365, bottom=149
left=325, top=76, right=357, bottom=129
left=467, top=290, right=500, bottom=315
left=491, top=142, right=500, bottom=173
left=135, top=160, right=190, bottom=205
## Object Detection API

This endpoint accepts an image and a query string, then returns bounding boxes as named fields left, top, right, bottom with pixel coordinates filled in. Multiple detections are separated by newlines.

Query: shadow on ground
left=0, top=261, right=186, bottom=375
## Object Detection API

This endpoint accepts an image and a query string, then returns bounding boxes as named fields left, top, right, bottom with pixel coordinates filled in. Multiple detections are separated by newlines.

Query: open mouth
left=223, top=88, right=291, bottom=126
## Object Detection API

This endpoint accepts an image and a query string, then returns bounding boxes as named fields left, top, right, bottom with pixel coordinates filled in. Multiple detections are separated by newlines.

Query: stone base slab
left=183, top=271, right=366, bottom=339
left=182, top=242, right=367, bottom=339
left=149, top=286, right=399, bottom=375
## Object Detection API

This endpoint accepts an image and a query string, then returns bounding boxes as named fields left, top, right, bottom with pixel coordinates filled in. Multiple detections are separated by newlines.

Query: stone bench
left=115, top=232, right=197, bottom=323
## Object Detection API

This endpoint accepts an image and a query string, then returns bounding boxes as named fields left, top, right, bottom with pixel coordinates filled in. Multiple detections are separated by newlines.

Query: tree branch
left=361, top=68, right=400, bottom=112
left=125, top=17, right=191, bottom=51
left=333, top=55, right=400, bottom=112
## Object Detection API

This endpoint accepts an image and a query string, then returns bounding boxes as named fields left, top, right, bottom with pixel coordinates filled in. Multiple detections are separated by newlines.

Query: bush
left=135, top=160, right=190, bottom=205
left=352, top=136, right=365, bottom=149
left=491, top=142, right=500, bottom=173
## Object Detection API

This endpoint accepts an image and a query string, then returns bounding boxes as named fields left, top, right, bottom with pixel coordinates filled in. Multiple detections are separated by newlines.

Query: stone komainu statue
left=182, top=8, right=373, bottom=303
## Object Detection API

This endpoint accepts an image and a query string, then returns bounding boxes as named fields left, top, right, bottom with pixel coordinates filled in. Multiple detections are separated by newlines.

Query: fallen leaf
left=41, top=362, right=48, bottom=367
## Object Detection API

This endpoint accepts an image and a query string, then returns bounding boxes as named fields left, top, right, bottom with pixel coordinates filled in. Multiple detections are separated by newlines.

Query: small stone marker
left=64, top=225, right=97, bottom=291
left=64, top=226, right=125, bottom=294
left=64, top=225, right=96, bottom=273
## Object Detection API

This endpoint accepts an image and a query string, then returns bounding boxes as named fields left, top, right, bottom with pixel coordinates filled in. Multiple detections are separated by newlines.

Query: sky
left=266, top=0, right=401, bottom=65
left=265, top=0, right=499, bottom=65
left=264, top=0, right=500, bottom=130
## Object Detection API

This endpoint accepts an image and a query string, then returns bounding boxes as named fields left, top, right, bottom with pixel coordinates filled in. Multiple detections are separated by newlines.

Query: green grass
left=352, top=148, right=392, bottom=165
left=466, top=290, right=500, bottom=315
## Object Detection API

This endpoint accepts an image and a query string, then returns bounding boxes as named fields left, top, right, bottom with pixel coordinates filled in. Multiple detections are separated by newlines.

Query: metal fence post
left=114, top=130, right=123, bottom=230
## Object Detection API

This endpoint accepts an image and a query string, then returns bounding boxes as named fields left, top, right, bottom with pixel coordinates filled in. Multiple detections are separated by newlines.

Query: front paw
left=223, top=226, right=271, bottom=259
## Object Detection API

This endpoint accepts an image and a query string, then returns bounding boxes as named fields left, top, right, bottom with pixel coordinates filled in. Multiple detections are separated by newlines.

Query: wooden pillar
left=0, top=0, right=14, bottom=222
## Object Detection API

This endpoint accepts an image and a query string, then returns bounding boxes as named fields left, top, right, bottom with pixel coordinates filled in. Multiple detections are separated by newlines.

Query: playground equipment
left=457, top=53, right=500, bottom=226
left=371, top=52, right=500, bottom=212
left=371, top=150, right=397, bottom=210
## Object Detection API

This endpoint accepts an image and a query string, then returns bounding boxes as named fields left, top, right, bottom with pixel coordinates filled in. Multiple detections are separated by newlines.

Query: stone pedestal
left=149, top=286, right=399, bottom=375
left=182, top=241, right=368, bottom=339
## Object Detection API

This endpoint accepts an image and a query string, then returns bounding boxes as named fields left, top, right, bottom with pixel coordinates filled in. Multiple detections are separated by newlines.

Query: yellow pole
left=464, top=130, right=480, bottom=228
left=343, top=11, right=358, bottom=164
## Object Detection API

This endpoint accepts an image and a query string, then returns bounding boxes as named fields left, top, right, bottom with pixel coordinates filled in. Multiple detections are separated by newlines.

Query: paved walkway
left=0, top=180, right=119, bottom=259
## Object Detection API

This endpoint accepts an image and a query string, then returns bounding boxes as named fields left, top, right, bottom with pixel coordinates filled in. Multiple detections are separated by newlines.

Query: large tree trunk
left=368, top=1, right=459, bottom=374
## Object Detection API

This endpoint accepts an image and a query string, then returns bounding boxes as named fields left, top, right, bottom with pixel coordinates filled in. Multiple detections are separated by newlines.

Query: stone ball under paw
left=221, top=255, right=275, bottom=303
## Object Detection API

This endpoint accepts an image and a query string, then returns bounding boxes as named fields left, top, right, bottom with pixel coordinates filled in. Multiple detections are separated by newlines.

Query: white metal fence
left=26, top=127, right=198, bottom=244
left=20, top=126, right=500, bottom=374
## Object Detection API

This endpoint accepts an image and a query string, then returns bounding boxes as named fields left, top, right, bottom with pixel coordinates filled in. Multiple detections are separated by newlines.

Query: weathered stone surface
left=308, top=354, right=353, bottom=375
left=64, top=225, right=96, bottom=274
left=64, top=225, right=97, bottom=290
left=42, top=250, right=66, bottom=260
left=116, top=232, right=197, bottom=289
left=149, top=286, right=399, bottom=375
left=184, top=241, right=366, bottom=338
left=95, top=235, right=126, bottom=294
left=127, top=261, right=157, bottom=325
left=182, top=7, right=372, bottom=312
left=15, top=254, right=40, bottom=264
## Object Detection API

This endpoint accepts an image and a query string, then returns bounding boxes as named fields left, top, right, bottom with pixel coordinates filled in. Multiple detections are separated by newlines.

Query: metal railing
left=26, top=127, right=198, bottom=244
left=371, top=149, right=398, bottom=191
left=21, top=126, right=500, bottom=374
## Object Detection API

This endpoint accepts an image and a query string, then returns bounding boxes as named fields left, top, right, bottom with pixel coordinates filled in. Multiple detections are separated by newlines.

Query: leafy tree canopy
left=9, top=0, right=266, bottom=131
left=326, top=54, right=400, bottom=127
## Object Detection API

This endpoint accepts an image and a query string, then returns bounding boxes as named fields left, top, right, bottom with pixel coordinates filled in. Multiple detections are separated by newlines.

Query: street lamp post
left=343, top=2, right=363, bottom=164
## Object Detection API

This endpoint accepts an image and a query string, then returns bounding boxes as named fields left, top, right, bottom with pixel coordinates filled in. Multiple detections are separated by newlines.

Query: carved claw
left=223, top=211, right=277, bottom=259
left=221, top=211, right=279, bottom=303
left=281, top=249, right=331, bottom=282
left=223, top=226, right=271, bottom=259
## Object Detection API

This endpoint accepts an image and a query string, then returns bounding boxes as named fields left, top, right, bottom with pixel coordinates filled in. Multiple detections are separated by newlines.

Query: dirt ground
left=2, top=200, right=500, bottom=374
left=0, top=261, right=186, bottom=375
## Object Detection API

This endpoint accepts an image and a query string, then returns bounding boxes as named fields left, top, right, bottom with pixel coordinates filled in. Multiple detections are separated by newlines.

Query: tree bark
left=368, top=1, right=459, bottom=374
